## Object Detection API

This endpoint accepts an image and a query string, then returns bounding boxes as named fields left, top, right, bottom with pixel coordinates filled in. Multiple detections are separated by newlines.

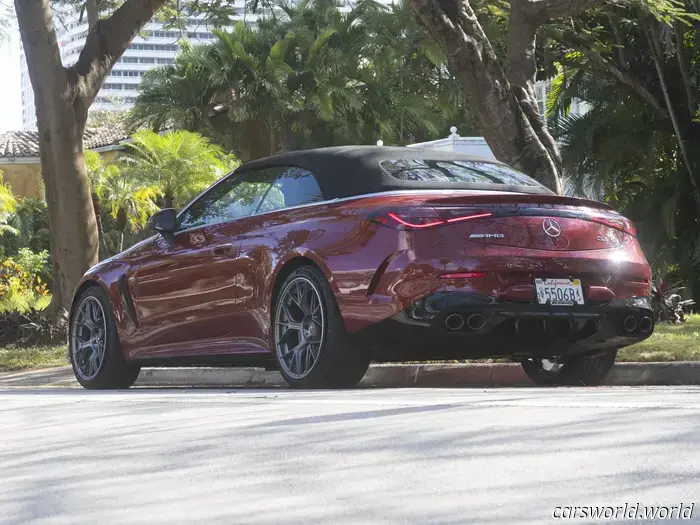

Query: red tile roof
left=0, top=126, right=129, bottom=158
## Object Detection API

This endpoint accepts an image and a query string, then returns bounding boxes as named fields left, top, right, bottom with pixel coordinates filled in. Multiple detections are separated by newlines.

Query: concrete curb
left=2, top=362, right=700, bottom=388
left=135, top=367, right=284, bottom=387
left=605, top=361, right=700, bottom=386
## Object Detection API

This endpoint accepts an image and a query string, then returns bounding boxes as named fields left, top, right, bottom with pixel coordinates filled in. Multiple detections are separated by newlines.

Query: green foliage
left=131, top=0, right=475, bottom=159
left=14, top=248, right=52, bottom=289
left=85, top=149, right=163, bottom=252
left=87, top=109, right=130, bottom=129
left=549, top=3, right=700, bottom=295
left=0, top=258, right=50, bottom=314
left=0, top=344, right=67, bottom=372
left=87, top=131, right=237, bottom=254
left=0, top=173, right=18, bottom=239
left=84, top=150, right=120, bottom=188
left=0, top=196, right=51, bottom=259
left=120, top=129, right=239, bottom=208
left=619, top=315, right=700, bottom=362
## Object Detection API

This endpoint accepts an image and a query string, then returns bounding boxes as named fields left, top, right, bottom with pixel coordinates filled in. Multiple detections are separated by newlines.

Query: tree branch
left=645, top=22, right=699, bottom=200
left=13, top=0, right=66, bottom=89
left=607, top=13, right=629, bottom=69
left=73, top=0, right=168, bottom=100
left=525, top=0, right=607, bottom=24
left=559, top=32, right=667, bottom=116
left=408, top=0, right=563, bottom=192
left=86, top=0, right=99, bottom=29
left=674, top=19, right=696, bottom=116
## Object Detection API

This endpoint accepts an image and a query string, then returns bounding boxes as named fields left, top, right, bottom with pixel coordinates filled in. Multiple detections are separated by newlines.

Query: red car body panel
left=76, top=188, right=652, bottom=363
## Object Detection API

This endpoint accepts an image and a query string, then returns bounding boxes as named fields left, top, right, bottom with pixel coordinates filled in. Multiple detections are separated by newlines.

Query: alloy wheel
left=275, top=277, right=325, bottom=379
left=71, top=296, right=107, bottom=381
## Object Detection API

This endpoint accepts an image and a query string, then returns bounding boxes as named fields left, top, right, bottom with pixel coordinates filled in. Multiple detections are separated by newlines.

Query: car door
left=231, top=166, right=326, bottom=347
left=130, top=168, right=284, bottom=352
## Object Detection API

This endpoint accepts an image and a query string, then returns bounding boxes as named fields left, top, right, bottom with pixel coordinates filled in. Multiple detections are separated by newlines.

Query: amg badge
left=469, top=233, right=505, bottom=239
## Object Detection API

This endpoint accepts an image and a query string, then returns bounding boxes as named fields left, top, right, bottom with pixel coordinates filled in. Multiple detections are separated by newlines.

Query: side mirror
left=149, top=208, right=177, bottom=234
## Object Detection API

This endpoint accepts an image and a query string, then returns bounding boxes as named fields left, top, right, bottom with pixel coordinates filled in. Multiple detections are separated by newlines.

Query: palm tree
left=129, top=44, right=221, bottom=134
left=84, top=150, right=119, bottom=257
left=0, top=173, right=18, bottom=238
left=121, top=130, right=239, bottom=209
left=131, top=0, right=466, bottom=159
left=96, top=170, right=161, bottom=253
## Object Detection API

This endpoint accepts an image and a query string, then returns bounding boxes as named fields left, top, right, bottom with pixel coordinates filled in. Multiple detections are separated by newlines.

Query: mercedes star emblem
left=542, top=218, right=562, bottom=238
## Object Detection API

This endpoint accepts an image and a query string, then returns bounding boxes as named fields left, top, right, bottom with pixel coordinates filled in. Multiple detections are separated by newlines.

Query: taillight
left=589, top=214, right=637, bottom=236
left=371, top=207, right=492, bottom=230
left=438, top=272, right=487, bottom=279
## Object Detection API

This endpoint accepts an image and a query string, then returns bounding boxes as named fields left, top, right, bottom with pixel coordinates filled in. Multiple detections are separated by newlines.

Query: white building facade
left=20, top=3, right=248, bottom=129
left=19, top=1, right=389, bottom=130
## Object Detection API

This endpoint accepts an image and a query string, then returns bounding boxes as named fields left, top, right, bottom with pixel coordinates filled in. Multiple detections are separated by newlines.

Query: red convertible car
left=69, top=146, right=653, bottom=389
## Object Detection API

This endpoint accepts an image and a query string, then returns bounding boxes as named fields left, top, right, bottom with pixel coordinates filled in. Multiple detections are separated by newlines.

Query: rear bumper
left=354, top=293, right=653, bottom=361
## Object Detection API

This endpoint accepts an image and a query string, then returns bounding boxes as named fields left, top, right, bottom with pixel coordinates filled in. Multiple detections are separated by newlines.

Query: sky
left=0, top=29, right=23, bottom=132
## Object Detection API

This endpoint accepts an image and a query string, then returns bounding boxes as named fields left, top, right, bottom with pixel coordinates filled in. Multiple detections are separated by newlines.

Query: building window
left=129, top=44, right=179, bottom=51
left=154, top=30, right=179, bottom=39
left=139, top=57, right=155, bottom=64
left=129, top=43, right=178, bottom=51
left=122, top=57, right=138, bottom=63
left=534, top=81, right=551, bottom=118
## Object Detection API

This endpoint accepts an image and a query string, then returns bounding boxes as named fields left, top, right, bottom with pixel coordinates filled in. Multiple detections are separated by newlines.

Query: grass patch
left=618, top=315, right=700, bottom=362
left=0, top=344, right=67, bottom=372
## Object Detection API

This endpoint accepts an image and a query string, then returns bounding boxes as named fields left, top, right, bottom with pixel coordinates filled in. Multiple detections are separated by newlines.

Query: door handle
left=212, top=242, right=234, bottom=255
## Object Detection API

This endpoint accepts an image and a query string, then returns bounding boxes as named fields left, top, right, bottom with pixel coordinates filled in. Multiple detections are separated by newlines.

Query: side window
left=177, top=167, right=284, bottom=231
left=257, top=167, right=324, bottom=214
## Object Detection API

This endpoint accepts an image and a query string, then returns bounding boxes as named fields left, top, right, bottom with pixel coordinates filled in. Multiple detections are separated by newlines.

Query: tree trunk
left=407, top=0, right=560, bottom=192
left=14, top=0, right=167, bottom=319
left=408, top=0, right=604, bottom=194
left=163, top=190, right=175, bottom=209
left=645, top=23, right=700, bottom=201
left=15, top=0, right=98, bottom=318
left=91, top=191, right=110, bottom=259
left=119, top=230, right=125, bottom=253
left=673, top=20, right=696, bottom=118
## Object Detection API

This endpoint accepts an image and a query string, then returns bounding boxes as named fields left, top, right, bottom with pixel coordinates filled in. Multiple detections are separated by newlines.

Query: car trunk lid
left=425, top=194, right=632, bottom=251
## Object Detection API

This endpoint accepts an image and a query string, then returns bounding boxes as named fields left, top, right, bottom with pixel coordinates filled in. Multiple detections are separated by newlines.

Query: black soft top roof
left=235, top=145, right=554, bottom=199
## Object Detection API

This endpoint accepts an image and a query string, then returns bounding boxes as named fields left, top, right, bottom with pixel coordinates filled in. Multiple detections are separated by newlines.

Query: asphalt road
left=1, top=387, right=700, bottom=525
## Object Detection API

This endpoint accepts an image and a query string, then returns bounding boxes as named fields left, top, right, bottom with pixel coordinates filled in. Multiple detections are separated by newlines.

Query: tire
left=273, top=266, right=369, bottom=389
left=521, top=350, right=617, bottom=386
left=69, top=286, right=141, bottom=389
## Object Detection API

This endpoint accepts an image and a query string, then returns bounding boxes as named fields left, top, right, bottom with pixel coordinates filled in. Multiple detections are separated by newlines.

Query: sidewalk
left=2, top=362, right=700, bottom=388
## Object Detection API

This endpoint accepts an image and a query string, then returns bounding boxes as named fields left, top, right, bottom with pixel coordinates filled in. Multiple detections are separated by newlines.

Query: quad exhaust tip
left=639, top=316, right=653, bottom=333
left=623, top=316, right=638, bottom=333
left=467, top=313, right=486, bottom=331
left=444, top=313, right=465, bottom=331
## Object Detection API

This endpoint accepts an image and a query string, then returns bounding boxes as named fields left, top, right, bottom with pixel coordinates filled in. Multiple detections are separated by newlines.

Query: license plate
left=535, top=278, right=584, bottom=306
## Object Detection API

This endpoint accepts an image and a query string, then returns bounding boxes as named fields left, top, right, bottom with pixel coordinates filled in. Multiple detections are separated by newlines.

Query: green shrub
left=0, top=258, right=50, bottom=313
left=0, top=198, right=50, bottom=258
left=14, top=248, right=51, bottom=288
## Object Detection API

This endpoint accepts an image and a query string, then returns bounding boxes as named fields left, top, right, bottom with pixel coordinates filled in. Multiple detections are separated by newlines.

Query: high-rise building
left=20, top=3, right=247, bottom=129
left=19, top=1, right=388, bottom=130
